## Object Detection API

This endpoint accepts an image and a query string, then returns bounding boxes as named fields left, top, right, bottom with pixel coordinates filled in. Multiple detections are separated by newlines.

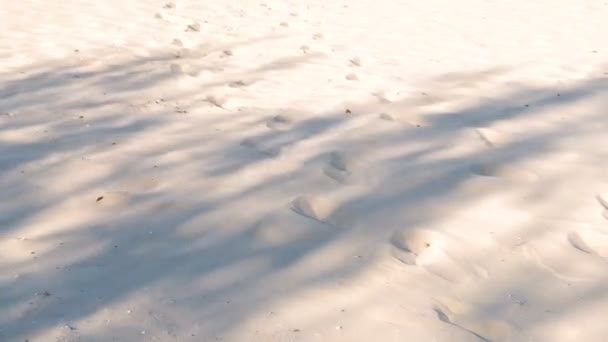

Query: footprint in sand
left=322, top=150, right=381, bottom=185
left=518, top=230, right=608, bottom=282
left=388, top=229, right=487, bottom=282
left=470, top=162, right=538, bottom=182
left=290, top=195, right=348, bottom=227
left=433, top=299, right=517, bottom=342
left=266, top=115, right=293, bottom=131
left=323, top=151, right=360, bottom=184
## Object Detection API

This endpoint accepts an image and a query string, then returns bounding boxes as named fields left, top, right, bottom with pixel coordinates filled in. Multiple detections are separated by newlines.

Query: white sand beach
left=1, top=0, right=608, bottom=341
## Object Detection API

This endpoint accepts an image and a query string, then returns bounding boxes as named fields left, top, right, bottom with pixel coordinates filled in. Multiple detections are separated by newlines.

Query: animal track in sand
left=470, top=162, right=538, bottom=182
left=388, top=229, right=488, bottom=282
left=265, top=115, right=293, bottom=131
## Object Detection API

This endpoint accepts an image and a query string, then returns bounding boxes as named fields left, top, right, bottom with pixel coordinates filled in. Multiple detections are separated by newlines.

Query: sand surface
left=1, top=1, right=608, bottom=341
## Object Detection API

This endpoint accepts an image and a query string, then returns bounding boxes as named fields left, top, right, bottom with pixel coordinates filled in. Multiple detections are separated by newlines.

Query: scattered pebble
left=223, top=49, right=233, bottom=56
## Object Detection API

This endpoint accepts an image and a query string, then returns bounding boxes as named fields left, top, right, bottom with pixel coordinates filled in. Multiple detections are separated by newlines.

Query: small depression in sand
left=474, top=127, right=511, bottom=147
left=266, top=115, right=293, bottom=131
left=388, top=229, right=487, bottom=282
left=253, top=212, right=328, bottom=245
left=240, top=138, right=283, bottom=157
left=433, top=299, right=518, bottom=342
left=470, top=162, right=538, bottom=182
left=389, top=228, right=445, bottom=266
left=519, top=230, right=608, bottom=282
left=290, top=195, right=346, bottom=227
left=568, top=230, right=608, bottom=258
left=322, top=151, right=370, bottom=184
